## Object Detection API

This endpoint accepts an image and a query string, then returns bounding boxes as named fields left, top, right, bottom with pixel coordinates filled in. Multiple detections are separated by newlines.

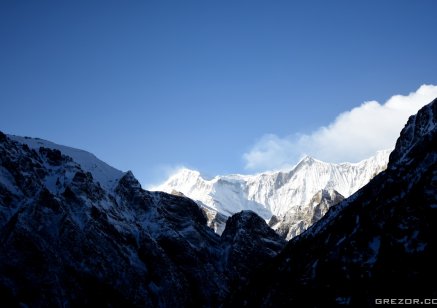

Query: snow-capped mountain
left=0, top=131, right=284, bottom=306
left=1, top=97, right=435, bottom=307
left=154, top=150, right=390, bottom=233
left=230, top=98, right=437, bottom=306
left=8, top=135, right=124, bottom=191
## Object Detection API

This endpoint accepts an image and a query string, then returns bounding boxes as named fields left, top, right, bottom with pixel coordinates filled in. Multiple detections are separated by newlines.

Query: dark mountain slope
left=228, top=99, right=437, bottom=307
left=0, top=132, right=285, bottom=307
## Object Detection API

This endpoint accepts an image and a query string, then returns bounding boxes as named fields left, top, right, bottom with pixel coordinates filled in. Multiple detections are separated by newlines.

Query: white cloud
left=243, top=84, right=437, bottom=171
left=143, top=164, right=188, bottom=191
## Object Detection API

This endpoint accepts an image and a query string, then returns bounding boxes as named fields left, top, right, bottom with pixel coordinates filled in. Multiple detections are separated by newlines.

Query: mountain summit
left=229, top=98, right=437, bottom=306
left=0, top=97, right=435, bottom=307
left=0, top=131, right=285, bottom=306
left=155, top=149, right=390, bottom=235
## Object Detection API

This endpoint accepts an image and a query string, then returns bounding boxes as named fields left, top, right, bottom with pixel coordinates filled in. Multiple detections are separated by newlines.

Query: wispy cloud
left=143, top=164, right=188, bottom=191
left=243, top=84, right=437, bottom=171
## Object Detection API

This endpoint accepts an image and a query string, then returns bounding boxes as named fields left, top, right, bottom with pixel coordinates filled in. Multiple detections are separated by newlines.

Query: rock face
left=221, top=211, right=286, bottom=288
left=155, top=151, right=389, bottom=238
left=229, top=99, right=437, bottom=306
left=1, top=97, right=435, bottom=307
left=270, top=189, right=345, bottom=240
left=0, top=134, right=283, bottom=307
left=199, top=202, right=229, bottom=235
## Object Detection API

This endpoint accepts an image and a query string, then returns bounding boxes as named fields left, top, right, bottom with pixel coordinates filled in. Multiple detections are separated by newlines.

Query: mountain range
left=0, top=132, right=286, bottom=306
left=0, top=97, right=435, bottom=307
left=229, top=98, right=437, bottom=306
left=155, top=150, right=390, bottom=237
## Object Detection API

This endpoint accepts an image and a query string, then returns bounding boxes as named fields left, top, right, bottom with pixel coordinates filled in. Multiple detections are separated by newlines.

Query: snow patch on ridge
left=8, top=135, right=125, bottom=191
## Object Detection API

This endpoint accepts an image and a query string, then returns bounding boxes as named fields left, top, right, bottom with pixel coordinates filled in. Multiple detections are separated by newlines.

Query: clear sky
left=1, top=0, right=437, bottom=187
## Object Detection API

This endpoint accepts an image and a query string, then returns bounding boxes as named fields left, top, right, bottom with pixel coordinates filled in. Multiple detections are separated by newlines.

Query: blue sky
left=1, top=0, right=437, bottom=187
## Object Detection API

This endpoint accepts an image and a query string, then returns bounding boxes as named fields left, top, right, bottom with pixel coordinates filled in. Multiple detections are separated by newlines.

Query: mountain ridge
left=0, top=97, right=435, bottom=307
left=228, top=98, right=437, bottom=307
left=0, top=130, right=285, bottom=306
left=155, top=149, right=390, bottom=235
left=7, top=134, right=124, bottom=191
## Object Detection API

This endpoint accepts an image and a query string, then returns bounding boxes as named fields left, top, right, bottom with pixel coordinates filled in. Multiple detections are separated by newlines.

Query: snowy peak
left=389, top=98, right=437, bottom=165
left=296, top=155, right=318, bottom=166
left=230, top=97, right=437, bottom=307
left=8, top=135, right=125, bottom=191
left=167, top=168, right=202, bottom=181
left=155, top=150, right=390, bottom=221
left=161, top=168, right=206, bottom=193
left=0, top=131, right=294, bottom=306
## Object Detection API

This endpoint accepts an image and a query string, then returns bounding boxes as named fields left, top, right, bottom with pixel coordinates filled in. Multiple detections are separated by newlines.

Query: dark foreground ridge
left=0, top=132, right=285, bottom=307
left=228, top=98, right=437, bottom=307
left=0, top=98, right=436, bottom=307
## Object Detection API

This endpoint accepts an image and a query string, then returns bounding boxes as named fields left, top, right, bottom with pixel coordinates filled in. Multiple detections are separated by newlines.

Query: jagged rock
left=0, top=131, right=7, bottom=142
left=270, top=189, right=344, bottom=240
left=221, top=211, right=286, bottom=287
left=170, top=189, right=185, bottom=197
left=229, top=99, right=437, bottom=307
left=198, top=202, right=228, bottom=235
left=2, top=97, right=434, bottom=307
left=0, top=133, right=283, bottom=307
